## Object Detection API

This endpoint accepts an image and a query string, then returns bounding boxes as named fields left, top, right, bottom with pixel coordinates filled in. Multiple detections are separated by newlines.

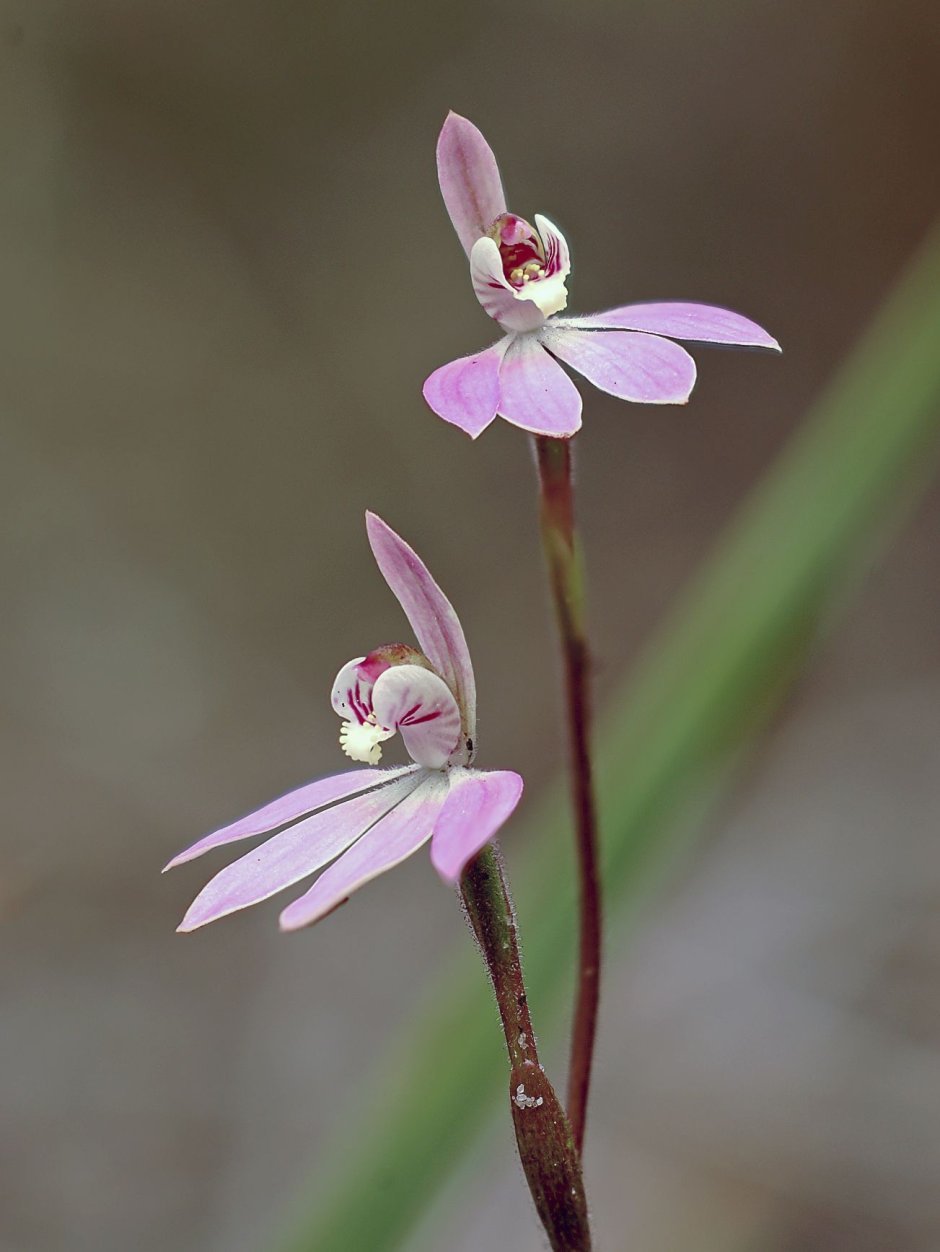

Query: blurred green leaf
left=282, top=224, right=940, bottom=1252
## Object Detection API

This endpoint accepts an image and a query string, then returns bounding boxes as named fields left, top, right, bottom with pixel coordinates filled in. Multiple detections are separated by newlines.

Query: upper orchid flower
left=424, top=111, right=780, bottom=439
left=166, top=513, right=523, bottom=932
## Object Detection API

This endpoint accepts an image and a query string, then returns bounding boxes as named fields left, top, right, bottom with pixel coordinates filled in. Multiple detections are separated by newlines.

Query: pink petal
left=497, top=334, right=582, bottom=436
left=365, top=513, right=476, bottom=756
left=470, top=237, right=546, bottom=332
left=430, top=768, right=524, bottom=884
left=436, top=111, right=507, bottom=257
left=176, top=775, right=419, bottom=931
left=279, top=775, right=448, bottom=930
left=533, top=214, right=570, bottom=281
left=559, top=302, right=780, bottom=350
left=422, top=338, right=509, bottom=439
left=372, top=664, right=461, bottom=770
left=331, top=656, right=372, bottom=722
left=163, top=766, right=414, bottom=870
left=541, top=326, right=697, bottom=405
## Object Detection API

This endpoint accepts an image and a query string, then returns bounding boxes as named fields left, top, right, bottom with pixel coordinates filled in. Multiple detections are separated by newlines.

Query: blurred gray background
left=2, top=2, right=940, bottom=1249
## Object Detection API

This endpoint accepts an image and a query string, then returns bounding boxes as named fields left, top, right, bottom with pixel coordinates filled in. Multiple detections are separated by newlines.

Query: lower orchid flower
left=166, top=512, right=523, bottom=932
left=423, top=111, right=780, bottom=439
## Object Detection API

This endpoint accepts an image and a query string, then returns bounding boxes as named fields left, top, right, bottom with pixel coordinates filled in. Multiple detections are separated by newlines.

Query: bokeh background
left=3, top=2, right=940, bottom=1249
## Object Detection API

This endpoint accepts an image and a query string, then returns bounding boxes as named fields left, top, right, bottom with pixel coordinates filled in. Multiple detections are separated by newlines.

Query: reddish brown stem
left=461, top=846, right=591, bottom=1250
left=534, top=434, right=601, bottom=1155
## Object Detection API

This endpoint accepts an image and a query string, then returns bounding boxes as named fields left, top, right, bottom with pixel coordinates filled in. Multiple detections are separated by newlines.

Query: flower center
left=489, top=214, right=547, bottom=289
left=331, top=644, right=461, bottom=770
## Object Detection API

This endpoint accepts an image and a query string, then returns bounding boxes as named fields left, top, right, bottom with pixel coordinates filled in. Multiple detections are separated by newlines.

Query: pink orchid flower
left=423, top=112, right=780, bottom=439
left=166, top=513, right=523, bottom=933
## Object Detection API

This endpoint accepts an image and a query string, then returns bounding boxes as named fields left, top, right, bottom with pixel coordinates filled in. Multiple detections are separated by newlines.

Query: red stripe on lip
left=403, top=709, right=442, bottom=725
left=347, top=686, right=371, bottom=725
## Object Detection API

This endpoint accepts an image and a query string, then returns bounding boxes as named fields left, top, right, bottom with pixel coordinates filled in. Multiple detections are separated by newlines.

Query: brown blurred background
left=2, top=2, right=940, bottom=1249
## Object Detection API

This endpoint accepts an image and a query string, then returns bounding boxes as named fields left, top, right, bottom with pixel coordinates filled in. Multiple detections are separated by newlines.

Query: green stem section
left=534, top=434, right=601, bottom=1154
left=460, top=845, right=591, bottom=1251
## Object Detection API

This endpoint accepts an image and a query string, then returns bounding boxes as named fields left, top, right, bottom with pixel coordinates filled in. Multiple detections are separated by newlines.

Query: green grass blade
left=283, top=223, right=940, bottom=1252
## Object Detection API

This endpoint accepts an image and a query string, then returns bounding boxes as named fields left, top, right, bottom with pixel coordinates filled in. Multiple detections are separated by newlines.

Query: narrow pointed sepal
left=437, top=111, right=507, bottom=257
left=176, top=776, right=418, bottom=931
left=365, top=512, right=477, bottom=754
left=163, top=767, right=413, bottom=870
left=559, top=301, right=780, bottom=351
left=278, top=775, right=448, bottom=930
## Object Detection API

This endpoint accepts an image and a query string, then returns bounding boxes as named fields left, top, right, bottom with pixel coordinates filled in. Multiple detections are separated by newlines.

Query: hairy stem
left=533, top=434, right=601, bottom=1154
left=461, top=846, right=591, bottom=1251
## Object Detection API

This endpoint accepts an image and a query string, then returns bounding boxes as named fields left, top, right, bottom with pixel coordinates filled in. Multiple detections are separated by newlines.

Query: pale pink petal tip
left=364, top=512, right=477, bottom=750
left=430, top=769, right=524, bottom=884
left=422, top=340, right=508, bottom=439
left=437, top=111, right=507, bottom=257
left=543, top=327, right=697, bottom=406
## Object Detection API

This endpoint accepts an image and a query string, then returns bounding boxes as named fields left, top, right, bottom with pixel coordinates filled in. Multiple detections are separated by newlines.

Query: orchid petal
left=430, top=768, right=524, bottom=884
left=497, top=334, right=583, bottom=436
left=371, top=664, right=461, bottom=770
left=542, top=326, right=697, bottom=405
left=163, top=766, right=414, bottom=870
left=365, top=513, right=476, bottom=755
left=470, top=237, right=547, bottom=332
left=436, top=112, right=507, bottom=257
left=422, top=338, right=510, bottom=439
left=534, top=214, right=570, bottom=278
left=176, top=774, right=419, bottom=931
left=279, top=775, right=449, bottom=931
left=527, top=215, right=571, bottom=318
left=331, top=656, right=372, bottom=723
left=559, top=302, right=780, bottom=350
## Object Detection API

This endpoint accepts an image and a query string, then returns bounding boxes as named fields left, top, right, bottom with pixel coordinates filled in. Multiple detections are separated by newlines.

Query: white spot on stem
left=513, top=1084, right=543, bottom=1110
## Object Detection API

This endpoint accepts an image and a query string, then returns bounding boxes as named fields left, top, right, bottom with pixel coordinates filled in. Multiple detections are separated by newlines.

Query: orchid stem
left=461, top=845, right=591, bottom=1251
left=533, top=434, right=601, bottom=1156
